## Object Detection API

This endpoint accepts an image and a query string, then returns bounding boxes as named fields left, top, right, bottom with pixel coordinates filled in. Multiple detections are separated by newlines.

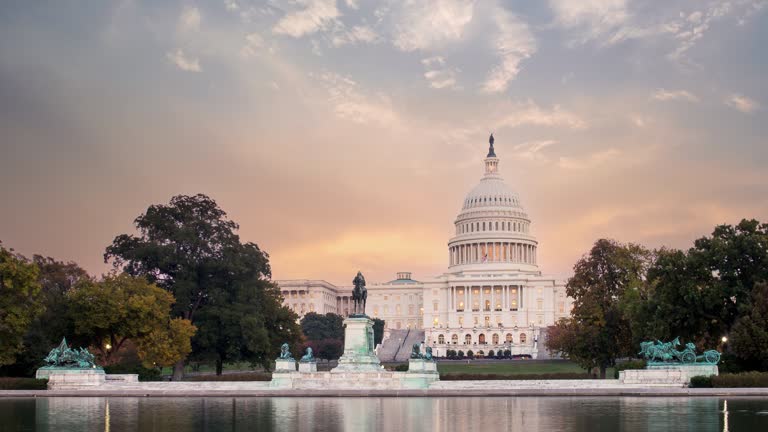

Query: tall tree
left=0, top=243, right=44, bottom=366
left=729, top=282, right=768, bottom=371
left=300, top=313, right=345, bottom=341
left=547, top=239, right=651, bottom=378
left=67, top=273, right=196, bottom=366
left=104, top=194, right=299, bottom=379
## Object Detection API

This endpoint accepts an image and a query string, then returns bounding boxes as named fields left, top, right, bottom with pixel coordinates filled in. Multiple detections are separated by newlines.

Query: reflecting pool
left=1, top=397, right=767, bottom=432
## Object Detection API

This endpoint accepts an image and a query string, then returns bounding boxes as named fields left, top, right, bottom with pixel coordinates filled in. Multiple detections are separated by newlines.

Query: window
left=458, top=316, right=464, bottom=327
left=474, top=316, right=479, bottom=325
left=309, top=304, right=315, bottom=312
left=384, top=295, right=388, bottom=301
left=384, top=305, right=389, bottom=314
left=479, top=334, right=486, bottom=344
left=438, top=334, right=445, bottom=344
left=458, top=301, right=465, bottom=311
left=373, top=306, right=379, bottom=317
left=495, top=221, right=499, bottom=230
left=465, top=334, right=472, bottom=344
left=537, top=299, right=543, bottom=310
left=506, top=333, right=513, bottom=343
left=473, top=301, right=479, bottom=311
left=484, top=300, right=491, bottom=311
left=433, top=302, right=439, bottom=312
left=396, top=321, right=402, bottom=329
left=409, top=305, right=414, bottom=315
left=492, top=334, right=499, bottom=344
left=520, top=333, right=527, bottom=344
left=484, top=316, right=490, bottom=327
left=452, top=334, right=459, bottom=344
left=433, top=316, right=439, bottom=327
left=396, top=305, right=402, bottom=315
left=558, top=302, right=565, bottom=313
left=482, top=222, right=486, bottom=231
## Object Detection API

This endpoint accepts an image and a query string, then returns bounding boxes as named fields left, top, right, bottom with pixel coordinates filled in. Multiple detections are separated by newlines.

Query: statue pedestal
left=274, top=359, right=297, bottom=372
left=332, top=316, right=383, bottom=372
left=619, top=364, right=718, bottom=386
left=299, top=362, right=317, bottom=373
left=407, top=358, right=438, bottom=373
left=39, top=368, right=106, bottom=389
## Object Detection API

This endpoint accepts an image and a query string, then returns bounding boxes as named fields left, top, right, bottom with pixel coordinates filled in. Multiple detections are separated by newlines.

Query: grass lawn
left=437, top=360, right=616, bottom=379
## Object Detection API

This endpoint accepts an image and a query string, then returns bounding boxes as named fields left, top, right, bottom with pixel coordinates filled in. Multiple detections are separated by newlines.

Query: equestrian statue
left=352, top=271, right=368, bottom=316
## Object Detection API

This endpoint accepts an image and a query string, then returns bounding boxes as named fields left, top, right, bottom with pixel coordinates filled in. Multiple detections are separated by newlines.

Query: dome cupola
left=447, top=135, right=539, bottom=273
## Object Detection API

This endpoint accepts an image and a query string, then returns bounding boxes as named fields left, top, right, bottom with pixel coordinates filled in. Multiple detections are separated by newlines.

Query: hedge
left=0, top=378, right=48, bottom=390
left=186, top=372, right=271, bottom=381
left=689, top=372, right=768, bottom=388
left=613, top=359, right=647, bottom=379
left=440, top=372, right=595, bottom=381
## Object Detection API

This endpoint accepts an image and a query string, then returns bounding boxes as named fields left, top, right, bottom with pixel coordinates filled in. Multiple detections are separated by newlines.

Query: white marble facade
left=276, top=137, right=573, bottom=357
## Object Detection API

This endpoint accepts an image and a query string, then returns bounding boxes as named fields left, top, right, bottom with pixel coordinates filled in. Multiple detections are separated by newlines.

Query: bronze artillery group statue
left=638, top=337, right=721, bottom=365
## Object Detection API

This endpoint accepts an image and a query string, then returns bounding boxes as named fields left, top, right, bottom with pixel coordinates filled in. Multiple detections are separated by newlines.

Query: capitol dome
left=448, top=135, right=539, bottom=273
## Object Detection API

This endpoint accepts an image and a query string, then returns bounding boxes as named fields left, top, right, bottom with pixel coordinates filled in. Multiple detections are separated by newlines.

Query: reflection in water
left=1, top=396, right=767, bottom=432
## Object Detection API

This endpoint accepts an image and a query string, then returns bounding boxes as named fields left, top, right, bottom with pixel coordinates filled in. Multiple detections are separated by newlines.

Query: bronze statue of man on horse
left=352, top=271, right=368, bottom=316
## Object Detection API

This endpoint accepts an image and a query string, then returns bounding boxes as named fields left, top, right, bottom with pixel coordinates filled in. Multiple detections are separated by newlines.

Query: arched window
left=484, top=300, right=491, bottom=311
left=478, top=334, right=486, bottom=344
left=465, top=334, right=472, bottom=344
left=438, top=334, right=445, bottom=344
left=452, top=334, right=459, bottom=344
left=492, top=334, right=500, bottom=344
left=495, top=221, right=499, bottom=230
left=520, top=333, right=527, bottom=344
left=482, top=222, right=486, bottom=231
left=506, top=333, right=513, bottom=343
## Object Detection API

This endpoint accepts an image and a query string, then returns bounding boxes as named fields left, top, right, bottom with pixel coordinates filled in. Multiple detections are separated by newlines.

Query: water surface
left=1, top=396, right=766, bottom=432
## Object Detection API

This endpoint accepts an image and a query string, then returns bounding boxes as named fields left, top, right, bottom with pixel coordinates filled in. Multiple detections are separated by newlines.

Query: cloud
left=482, top=6, right=536, bottom=93
left=421, top=56, right=459, bottom=89
left=332, top=25, right=381, bottom=46
left=496, top=100, right=587, bottom=130
left=725, top=93, right=760, bottom=113
left=240, top=32, right=266, bottom=57
left=512, top=140, right=557, bottom=162
left=651, top=88, right=699, bottom=102
left=273, top=0, right=340, bottom=38
left=166, top=49, right=201, bottom=72
left=179, top=6, right=201, bottom=32
left=391, top=0, right=475, bottom=51
left=548, top=0, right=629, bottom=44
left=558, top=148, right=621, bottom=170
left=344, top=0, right=359, bottom=10
left=313, top=72, right=400, bottom=127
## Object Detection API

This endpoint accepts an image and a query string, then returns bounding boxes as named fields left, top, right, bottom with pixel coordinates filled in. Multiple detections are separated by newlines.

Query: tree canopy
left=104, top=194, right=299, bottom=378
left=0, top=244, right=44, bottom=366
left=67, top=273, right=196, bottom=366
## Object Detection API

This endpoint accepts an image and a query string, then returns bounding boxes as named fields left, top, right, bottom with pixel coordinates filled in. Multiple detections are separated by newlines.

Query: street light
left=721, top=336, right=728, bottom=343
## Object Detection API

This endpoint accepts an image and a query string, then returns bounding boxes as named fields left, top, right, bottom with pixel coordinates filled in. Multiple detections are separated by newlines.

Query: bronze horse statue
left=352, top=271, right=367, bottom=316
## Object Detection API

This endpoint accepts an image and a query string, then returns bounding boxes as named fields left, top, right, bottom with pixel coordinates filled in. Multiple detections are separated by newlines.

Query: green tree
left=548, top=239, right=651, bottom=378
left=0, top=243, right=44, bottom=366
left=723, top=282, right=768, bottom=371
left=372, top=318, right=385, bottom=346
left=2, top=255, right=90, bottom=376
left=67, top=273, right=195, bottom=365
left=136, top=318, right=197, bottom=368
left=300, top=313, right=344, bottom=341
left=105, top=194, right=300, bottom=379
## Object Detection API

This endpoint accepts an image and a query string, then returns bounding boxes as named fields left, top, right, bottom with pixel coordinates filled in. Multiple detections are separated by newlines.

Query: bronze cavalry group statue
left=638, top=337, right=721, bottom=365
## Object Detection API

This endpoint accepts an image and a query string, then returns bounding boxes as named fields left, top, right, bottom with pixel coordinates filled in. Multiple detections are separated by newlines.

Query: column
left=519, top=286, right=523, bottom=309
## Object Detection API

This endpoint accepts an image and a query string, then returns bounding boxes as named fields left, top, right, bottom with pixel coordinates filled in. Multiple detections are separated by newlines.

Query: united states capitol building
left=277, top=136, right=572, bottom=358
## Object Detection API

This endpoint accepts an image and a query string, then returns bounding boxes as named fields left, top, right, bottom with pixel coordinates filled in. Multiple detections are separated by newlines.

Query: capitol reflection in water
left=2, top=396, right=767, bottom=431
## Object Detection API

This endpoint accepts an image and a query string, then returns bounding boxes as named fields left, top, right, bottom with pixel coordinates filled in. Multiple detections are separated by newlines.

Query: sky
left=1, top=0, right=767, bottom=286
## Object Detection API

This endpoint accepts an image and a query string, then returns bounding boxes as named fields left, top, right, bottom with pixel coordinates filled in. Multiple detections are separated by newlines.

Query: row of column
left=449, top=242, right=536, bottom=266
left=449, top=285, right=523, bottom=312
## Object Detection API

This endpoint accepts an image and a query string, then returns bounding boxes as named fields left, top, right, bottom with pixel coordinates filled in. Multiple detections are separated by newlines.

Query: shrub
left=440, top=372, right=595, bottom=381
left=689, top=375, right=713, bottom=388
left=187, top=373, right=271, bottom=381
left=613, top=359, right=647, bottom=379
left=487, top=350, right=495, bottom=358
left=104, top=364, right=162, bottom=381
left=457, top=350, right=465, bottom=359
left=503, top=349, right=512, bottom=358
left=467, top=350, right=474, bottom=359
left=0, top=378, right=48, bottom=390
left=393, top=363, right=409, bottom=372
left=712, top=372, right=768, bottom=387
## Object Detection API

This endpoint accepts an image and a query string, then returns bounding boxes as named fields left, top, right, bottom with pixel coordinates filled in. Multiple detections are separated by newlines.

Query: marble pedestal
left=332, top=316, right=383, bottom=372
left=619, top=364, right=718, bottom=386
left=299, top=362, right=317, bottom=373
left=403, top=358, right=440, bottom=389
left=40, top=369, right=106, bottom=389
left=275, top=359, right=297, bottom=372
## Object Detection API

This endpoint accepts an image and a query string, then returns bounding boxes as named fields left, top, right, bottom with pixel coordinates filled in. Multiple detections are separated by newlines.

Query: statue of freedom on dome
left=352, top=271, right=368, bottom=316
left=487, top=133, right=496, bottom=157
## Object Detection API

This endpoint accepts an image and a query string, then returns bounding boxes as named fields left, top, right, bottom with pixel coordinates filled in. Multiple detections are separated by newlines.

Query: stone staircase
left=377, top=329, right=425, bottom=362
